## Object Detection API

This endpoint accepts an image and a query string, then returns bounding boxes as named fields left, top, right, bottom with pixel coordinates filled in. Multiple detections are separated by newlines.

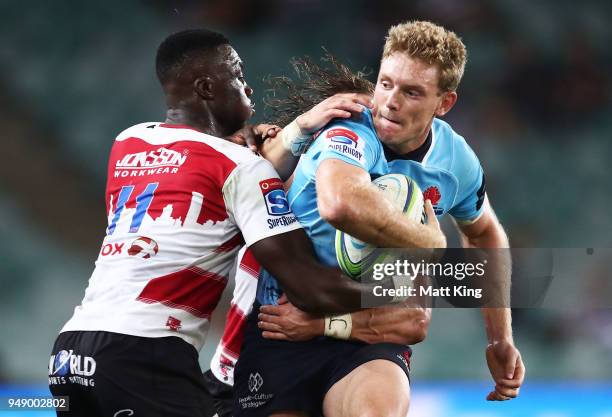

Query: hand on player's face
left=257, top=295, right=324, bottom=342
left=295, top=93, right=373, bottom=134
left=485, top=340, right=526, bottom=401
left=226, top=124, right=281, bottom=152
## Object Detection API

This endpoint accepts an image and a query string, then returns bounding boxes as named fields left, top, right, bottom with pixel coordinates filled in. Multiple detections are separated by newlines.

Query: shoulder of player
left=432, top=118, right=480, bottom=169
left=221, top=157, right=279, bottom=202
left=114, top=122, right=160, bottom=141
left=319, top=110, right=380, bottom=147
left=114, top=122, right=262, bottom=164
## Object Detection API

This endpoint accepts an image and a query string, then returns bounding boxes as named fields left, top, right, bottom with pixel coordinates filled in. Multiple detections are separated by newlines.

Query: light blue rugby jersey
left=256, top=108, right=387, bottom=305
left=382, top=118, right=486, bottom=223
left=255, top=112, right=486, bottom=306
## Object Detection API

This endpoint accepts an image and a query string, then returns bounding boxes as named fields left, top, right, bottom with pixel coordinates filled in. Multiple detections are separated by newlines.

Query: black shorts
left=202, top=369, right=233, bottom=417
left=233, top=304, right=412, bottom=417
left=49, top=331, right=211, bottom=417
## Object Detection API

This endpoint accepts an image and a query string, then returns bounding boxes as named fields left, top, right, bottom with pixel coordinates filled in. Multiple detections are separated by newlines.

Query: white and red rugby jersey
left=61, top=122, right=301, bottom=350
left=210, top=246, right=260, bottom=386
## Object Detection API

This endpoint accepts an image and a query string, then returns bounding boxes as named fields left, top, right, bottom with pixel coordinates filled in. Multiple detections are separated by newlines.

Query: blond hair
left=383, top=20, right=467, bottom=92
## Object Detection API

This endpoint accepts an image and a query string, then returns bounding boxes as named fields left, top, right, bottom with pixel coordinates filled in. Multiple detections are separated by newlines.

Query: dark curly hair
left=263, top=51, right=375, bottom=127
left=156, top=29, right=229, bottom=85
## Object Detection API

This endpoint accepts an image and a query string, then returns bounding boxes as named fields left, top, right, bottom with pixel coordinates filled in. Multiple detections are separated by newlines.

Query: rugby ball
left=335, top=174, right=424, bottom=279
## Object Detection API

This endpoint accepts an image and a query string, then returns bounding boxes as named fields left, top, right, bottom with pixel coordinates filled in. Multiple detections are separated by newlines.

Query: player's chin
left=237, top=103, right=255, bottom=120
left=378, top=131, right=402, bottom=146
left=244, top=100, right=255, bottom=117
left=377, top=125, right=405, bottom=144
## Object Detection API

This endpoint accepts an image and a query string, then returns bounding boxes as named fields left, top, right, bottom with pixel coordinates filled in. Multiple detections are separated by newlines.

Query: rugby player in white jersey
left=231, top=21, right=525, bottom=417
left=48, top=29, right=441, bottom=417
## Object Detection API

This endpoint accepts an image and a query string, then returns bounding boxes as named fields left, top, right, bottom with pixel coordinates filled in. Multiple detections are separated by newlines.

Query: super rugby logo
left=326, top=128, right=364, bottom=163
left=259, top=178, right=291, bottom=216
left=327, top=128, right=359, bottom=148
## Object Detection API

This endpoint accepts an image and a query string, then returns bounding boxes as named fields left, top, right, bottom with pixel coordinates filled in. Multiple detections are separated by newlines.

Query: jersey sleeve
left=313, top=117, right=381, bottom=172
left=448, top=141, right=487, bottom=222
left=223, top=158, right=302, bottom=247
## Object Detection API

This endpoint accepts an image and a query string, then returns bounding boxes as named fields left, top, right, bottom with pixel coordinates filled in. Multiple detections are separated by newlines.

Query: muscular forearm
left=257, top=280, right=431, bottom=344
left=319, top=169, right=445, bottom=250
left=282, top=264, right=404, bottom=315
left=459, top=207, right=512, bottom=342
left=347, top=185, right=442, bottom=249
left=349, top=306, right=430, bottom=345
left=482, top=307, right=513, bottom=343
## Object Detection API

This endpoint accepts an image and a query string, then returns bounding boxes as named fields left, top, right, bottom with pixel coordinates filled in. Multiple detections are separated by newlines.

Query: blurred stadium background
left=0, top=0, right=610, bottom=415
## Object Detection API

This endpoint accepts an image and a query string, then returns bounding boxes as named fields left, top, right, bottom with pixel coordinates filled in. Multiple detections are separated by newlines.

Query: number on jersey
left=107, top=182, right=159, bottom=235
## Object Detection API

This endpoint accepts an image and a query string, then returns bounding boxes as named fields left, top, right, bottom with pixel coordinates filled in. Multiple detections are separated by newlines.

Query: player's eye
left=235, top=70, right=246, bottom=83
left=380, top=80, right=391, bottom=89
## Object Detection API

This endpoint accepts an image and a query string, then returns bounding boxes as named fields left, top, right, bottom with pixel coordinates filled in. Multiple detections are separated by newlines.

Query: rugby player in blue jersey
left=234, top=20, right=525, bottom=417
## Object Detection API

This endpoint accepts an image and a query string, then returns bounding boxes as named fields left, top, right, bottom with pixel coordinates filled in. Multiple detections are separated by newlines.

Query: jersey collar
left=383, top=129, right=432, bottom=163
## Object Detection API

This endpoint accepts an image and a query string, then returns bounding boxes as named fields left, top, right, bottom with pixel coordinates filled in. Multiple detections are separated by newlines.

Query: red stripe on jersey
left=136, top=266, right=227, bottom=318
left=220, top=303, right=248, bottom=356
left=215, top=233, right=245, bottom=253
left=239, top=249, right=260, bottom=279
left=107, top=137, right=237, bottom=225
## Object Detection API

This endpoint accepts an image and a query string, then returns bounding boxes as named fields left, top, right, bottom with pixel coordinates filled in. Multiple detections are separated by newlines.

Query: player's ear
left=194, top=76, right=215, bottom=100
left=435, top=91, right=457, bottom=117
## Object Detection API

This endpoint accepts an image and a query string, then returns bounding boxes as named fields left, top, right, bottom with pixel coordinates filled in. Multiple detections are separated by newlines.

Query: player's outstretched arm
left=457, top=199, right=525, bottom=400
left=317, top=158, right=446, bottom=251
left=250, top=229, right=396, bottom=315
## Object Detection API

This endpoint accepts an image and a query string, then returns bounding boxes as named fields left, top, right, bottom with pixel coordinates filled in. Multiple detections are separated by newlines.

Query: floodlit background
left=0, top=0, right=611, bottom=416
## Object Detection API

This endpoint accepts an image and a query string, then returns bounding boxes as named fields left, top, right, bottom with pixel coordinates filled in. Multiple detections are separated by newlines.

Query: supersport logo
left=327, top=128, right=359, bottom=148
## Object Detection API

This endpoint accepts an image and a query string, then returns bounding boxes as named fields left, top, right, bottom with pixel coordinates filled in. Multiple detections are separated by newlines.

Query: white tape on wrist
left=280, top=119, right=313, bottom=156
left=391, top=275, right=413, bottom=304
left=324, top=313, right=352, bottom=340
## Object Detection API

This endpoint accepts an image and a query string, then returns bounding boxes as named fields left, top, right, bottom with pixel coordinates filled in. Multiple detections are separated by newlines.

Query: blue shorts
left=233, top=303, right=412, bottom=417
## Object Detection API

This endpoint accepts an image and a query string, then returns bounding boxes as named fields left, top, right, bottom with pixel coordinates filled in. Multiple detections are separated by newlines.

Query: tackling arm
left=346, top=304, right=430, bottom=344
left=250, top=229, right=398, bottom=315
left=258, top=296, right=431, bottom=345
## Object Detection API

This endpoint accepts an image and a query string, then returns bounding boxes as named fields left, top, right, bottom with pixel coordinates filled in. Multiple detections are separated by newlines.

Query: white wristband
left=279, top=119, right=313, bottom=156
left=324, top=313, right=352, bottom=340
